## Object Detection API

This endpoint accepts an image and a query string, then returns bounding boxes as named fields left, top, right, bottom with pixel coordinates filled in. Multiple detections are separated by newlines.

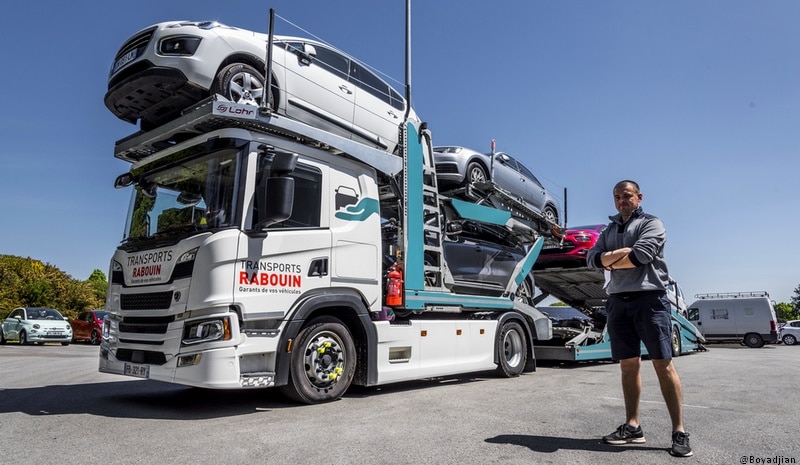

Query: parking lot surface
left=0, top=342, right=798, bottom=464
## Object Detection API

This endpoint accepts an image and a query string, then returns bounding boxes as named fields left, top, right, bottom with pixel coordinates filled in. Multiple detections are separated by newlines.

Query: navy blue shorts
left=605, top=291, right=673, bottom=360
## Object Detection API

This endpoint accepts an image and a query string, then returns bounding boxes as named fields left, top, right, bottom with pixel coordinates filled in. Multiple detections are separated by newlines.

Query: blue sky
left=1, top=1, right=798, bottom=304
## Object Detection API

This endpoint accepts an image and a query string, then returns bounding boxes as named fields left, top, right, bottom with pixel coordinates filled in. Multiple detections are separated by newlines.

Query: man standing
left=586, top=180, right=692, bottom=457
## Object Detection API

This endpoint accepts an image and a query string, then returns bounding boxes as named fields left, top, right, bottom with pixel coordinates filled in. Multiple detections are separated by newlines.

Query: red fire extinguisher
left=385, top=266, right=404, bottom=307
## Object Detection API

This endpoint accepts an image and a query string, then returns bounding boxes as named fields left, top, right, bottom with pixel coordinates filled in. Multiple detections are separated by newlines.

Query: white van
left=686, top=291, right=779, bottom=348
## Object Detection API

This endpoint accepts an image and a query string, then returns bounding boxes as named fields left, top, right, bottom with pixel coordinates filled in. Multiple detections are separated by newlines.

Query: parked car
left=432, top=146, right=560, bottom=224
left=381, top=217, right=534, bottom=304
left=441, top=221, right=535, bottom=304
left=539, top=306, right=595, bottom=328
left=780, top=320, right=800, bottom=346
left=0, top=307, right=72, bottom=345
left=536, top=224, right=606, bottom=267
left=71, top=310, right=107, bottom=345
left=105, top=20, right=413, bottom=153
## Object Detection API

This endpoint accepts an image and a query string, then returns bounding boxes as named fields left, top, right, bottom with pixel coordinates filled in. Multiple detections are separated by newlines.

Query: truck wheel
left=671, top=325, right=682, bottom=357
left=744, top=333, right=764, bottom=348
left=496, top=320, right=527, bottom=377
left=212, top=63, right=274, bottom=109
left=782, top=334, right=797, bottom=346
left=280, top=316, right=356, bottom=404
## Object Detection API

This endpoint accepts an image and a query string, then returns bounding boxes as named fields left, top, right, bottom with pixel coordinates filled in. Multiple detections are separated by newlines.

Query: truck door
left=237, top=158, right=332, bottom=315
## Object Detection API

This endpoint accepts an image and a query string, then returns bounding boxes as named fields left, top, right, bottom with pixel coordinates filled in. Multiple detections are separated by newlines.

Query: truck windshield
left=122, top=148, right=240, bottom=244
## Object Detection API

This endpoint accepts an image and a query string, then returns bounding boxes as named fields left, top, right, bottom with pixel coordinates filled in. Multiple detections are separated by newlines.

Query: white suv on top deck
left=105, top=20, right=414, bottom=153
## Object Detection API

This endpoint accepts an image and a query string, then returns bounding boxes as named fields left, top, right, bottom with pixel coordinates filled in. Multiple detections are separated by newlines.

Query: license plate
left=124, top=363, right=150, bottom=379
left=47, top=331, right=63, bottom=336
left=112, top=49, right=138, bottom=74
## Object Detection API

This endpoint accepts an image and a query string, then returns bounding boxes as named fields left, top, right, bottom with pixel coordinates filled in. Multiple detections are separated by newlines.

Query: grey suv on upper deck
left=433, top=145, right=561, bottom=225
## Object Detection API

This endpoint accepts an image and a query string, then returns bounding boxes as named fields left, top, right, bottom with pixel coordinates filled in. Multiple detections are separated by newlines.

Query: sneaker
left=602, top=424, right=646, bottom=445
left=670, top=431, right=693, bottom=457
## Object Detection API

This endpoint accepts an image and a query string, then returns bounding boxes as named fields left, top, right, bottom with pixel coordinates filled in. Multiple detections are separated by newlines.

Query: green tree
left=87, top=269, right=108, bottom=302
left=0, top=255, right=106, bottom=319
left=774, top=302, right=796, bottom=322
left=791, top=284, right=800, bottom=314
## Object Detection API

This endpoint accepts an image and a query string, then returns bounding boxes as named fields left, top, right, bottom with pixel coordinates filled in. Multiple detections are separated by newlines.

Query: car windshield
left=122, top=148, right=241, bottom=246
left=26, top=309, right=64, bottom=320
left=94, top=311, right=108, bottom=320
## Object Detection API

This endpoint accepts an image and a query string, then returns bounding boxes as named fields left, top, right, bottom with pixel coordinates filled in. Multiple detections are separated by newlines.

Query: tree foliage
left=0, top=255, right=106, bottom=320
left=774, top=302, right=797, bottom=322
left=791, top=284, right=800, bottom=314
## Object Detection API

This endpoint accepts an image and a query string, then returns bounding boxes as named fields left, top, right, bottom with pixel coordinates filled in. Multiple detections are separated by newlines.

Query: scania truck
left=98, top=91, right=559, bottom=403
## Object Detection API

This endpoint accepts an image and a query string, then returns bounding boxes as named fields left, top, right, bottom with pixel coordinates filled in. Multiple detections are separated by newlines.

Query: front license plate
left=47, top=331, right=63, bottom=336
left=112, top=49, right=138, bottom=74
left=124, top=363, right=150, bottom=379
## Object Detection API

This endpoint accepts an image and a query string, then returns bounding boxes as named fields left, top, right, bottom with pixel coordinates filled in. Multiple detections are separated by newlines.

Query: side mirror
left=495, top=153, right=510, bottom=163
left=254, top=152, right=298, bottom=230
left=298, top=43, right=317, bottom=65
left=114, top=173, right=135, bottom=189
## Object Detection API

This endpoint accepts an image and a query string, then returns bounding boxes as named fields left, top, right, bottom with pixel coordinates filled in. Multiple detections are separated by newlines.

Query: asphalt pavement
left=0, top=341, right=798, bottom=465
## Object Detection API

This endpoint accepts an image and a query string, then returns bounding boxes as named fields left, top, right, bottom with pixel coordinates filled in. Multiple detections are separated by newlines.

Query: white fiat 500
left=105, top=20, right=413, bottom=153
left=0, top=307, right=73, bottom=345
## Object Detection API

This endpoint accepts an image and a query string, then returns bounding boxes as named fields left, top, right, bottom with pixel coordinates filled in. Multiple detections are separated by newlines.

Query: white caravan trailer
left=686, top=291, right=779, bottom=348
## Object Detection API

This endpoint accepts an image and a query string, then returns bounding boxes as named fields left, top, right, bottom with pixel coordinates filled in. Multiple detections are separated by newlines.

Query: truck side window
left=254, top=158, right=322, bottom=229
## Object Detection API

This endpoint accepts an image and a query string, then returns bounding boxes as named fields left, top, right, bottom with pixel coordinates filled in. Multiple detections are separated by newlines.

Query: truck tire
left=743, top=333, right=765, bottom=348
left=782, top=334, right=797, bottom=346
left=671, top=325, right=682, bottom=357
left=496, top=320, right=527, bottom=377
left=212, top=63, right=275, bottom=109
left=280, top=316, right=356, bottom=404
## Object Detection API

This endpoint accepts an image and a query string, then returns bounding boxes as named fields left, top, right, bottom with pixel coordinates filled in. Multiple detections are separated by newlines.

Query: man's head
left=613, top=180, right=642, bottom=220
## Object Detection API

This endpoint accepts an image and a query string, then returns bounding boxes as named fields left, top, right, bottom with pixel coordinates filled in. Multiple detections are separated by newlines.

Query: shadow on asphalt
left=486, top=434, right=666, bottom=454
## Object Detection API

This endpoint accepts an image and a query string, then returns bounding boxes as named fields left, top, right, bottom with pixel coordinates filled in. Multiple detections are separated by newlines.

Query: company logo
left=334, top=197, right=379, bottom=222
left=214, top=103, right=257, bottom=118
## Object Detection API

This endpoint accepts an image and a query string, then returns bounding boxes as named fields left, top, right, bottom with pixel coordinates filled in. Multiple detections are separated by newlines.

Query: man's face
left=613, top=184, right=642, bottom=219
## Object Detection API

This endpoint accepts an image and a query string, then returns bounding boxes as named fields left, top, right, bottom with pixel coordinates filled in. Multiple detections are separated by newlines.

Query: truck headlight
left=182, top=317, right=231, bottom=345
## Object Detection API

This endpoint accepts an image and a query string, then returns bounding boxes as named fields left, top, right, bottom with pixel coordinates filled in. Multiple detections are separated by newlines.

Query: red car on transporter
left=536, top=224, right=606, bottom=268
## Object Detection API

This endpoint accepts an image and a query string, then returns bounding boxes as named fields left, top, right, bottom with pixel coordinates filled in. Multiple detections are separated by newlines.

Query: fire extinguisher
left=385, top=266, right=404, bottom=307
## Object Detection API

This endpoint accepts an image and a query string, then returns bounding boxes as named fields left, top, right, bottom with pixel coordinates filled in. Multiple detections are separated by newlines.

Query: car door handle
left=388, top=109, right=399, bottom=119
left=339, top=85, right=353, bottom=95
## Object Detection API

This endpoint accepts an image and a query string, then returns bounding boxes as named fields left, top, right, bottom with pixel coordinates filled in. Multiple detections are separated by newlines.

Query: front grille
left=115, top=348, right=167, bottom=365
left=119, top=316, right=174, bottom=334
left=114, top=26, right=156, bottom=62
left=435, top=163, right=459, bottom=174
left=120, top=291, right=173, bottom=310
